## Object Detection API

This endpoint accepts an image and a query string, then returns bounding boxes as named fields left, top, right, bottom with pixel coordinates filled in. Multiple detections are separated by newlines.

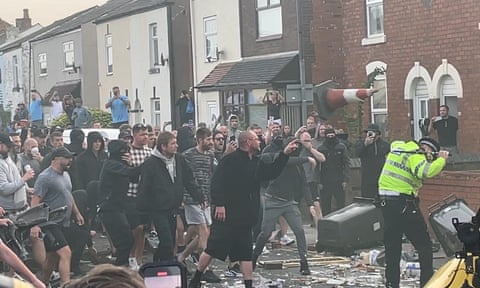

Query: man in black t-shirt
left=428, top=105, right=458, bottom=154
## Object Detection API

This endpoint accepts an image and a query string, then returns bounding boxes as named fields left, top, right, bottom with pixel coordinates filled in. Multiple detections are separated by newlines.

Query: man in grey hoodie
left=226, top=114, right=242, bottom=144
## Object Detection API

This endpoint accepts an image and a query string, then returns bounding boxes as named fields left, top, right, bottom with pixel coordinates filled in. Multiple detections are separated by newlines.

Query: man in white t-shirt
left=50, top=91, right=64, bottom=120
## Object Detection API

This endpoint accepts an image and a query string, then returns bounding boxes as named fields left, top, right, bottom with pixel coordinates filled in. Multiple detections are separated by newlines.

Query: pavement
left=75, top=223, right=452, bottom=288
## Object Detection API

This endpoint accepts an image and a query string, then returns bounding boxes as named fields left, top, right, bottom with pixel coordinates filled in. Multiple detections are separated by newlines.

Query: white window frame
left=12, top=56, right=19, bottom=87
left=63, top=41, right=75, bottom=70
left=362, top=0, right=385, bottom=45
left=38, top=53, right=47, bottom=76
left=105, top=34, right=113, bottom=75
left=256, top=0, right=282, bottom=38
left=204, top=16, right=217, bottom=61
left=366, top=0, right=384, bottom=37
left=152, top=99, right=161, bottom=127
left=149, top=23, right=160, bottom=66
left=370, top=75, right=388, bottom=126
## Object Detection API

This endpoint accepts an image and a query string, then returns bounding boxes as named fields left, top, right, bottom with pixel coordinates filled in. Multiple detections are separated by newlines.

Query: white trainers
left=129, top=257, right=139, bottom=271
left=262, top=246, right=270, bottom=255
left=280, top=235, right=295, bottom=246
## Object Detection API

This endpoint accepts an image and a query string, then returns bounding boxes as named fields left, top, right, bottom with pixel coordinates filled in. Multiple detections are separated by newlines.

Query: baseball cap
left=364, top=123, right=381, bottom=134
left=118, top=130, right=133, bottom=140
left=51, top=147, right=75, bottom=159
left=0, top=134, right=13, bottom=147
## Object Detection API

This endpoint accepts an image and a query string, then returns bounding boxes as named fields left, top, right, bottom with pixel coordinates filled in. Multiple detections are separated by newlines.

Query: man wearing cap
left=355, top=123, right=390, bottom=198
left=378, top=137, right=449, bottom=288
left=30, top=147, right=85, bottom=285
left=118, top=130, right=133, bottom=145
left=0, top=133, right=34, bottom=215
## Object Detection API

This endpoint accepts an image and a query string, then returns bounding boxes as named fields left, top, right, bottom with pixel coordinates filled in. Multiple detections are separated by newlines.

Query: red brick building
left=312, top=0, right=480, bottom=153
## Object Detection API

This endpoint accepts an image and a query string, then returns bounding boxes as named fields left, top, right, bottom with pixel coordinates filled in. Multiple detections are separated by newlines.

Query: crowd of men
left=0, top=99, right=458, bottom=288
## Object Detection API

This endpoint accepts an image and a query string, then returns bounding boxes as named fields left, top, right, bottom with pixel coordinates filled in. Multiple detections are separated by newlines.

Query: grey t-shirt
left=34, top=167, right=73, bottom=227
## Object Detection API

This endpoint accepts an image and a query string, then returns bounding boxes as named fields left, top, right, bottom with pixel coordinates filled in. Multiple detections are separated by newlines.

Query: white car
left=62, top=128, right=120, bottom=145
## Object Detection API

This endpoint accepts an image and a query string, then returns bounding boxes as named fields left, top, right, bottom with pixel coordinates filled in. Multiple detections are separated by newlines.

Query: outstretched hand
left=283, top=140, right=299, bottom=155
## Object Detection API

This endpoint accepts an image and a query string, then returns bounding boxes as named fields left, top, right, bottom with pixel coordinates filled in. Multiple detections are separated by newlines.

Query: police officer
left=378, top=137, right=449, bottom=288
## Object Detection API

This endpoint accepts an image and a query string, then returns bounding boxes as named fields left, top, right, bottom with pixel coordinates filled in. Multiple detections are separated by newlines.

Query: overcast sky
left=1, top=0, right=108, bottom=26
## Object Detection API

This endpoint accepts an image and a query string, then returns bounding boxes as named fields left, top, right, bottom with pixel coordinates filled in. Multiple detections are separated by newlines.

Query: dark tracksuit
left=137, top=153, right=204, bottom=262
left=317, top=138, right=350, bottom=215
left=206, top=149, right=289, bottom=261
left=253, top=143, right=312, bottom=267
left=355, top=138, right=390, bottom=198
left=98, top=159, right=141, bottom=266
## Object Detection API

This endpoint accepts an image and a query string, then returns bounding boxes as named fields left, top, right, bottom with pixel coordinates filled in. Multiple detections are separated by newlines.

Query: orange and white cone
left=325, top=88, right=377, bottom=110
left=313, top=80, right=377, bottom=119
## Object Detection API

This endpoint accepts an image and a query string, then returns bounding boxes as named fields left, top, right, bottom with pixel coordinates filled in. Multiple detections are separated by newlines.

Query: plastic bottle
left=405, top=262, right=421, bottom=278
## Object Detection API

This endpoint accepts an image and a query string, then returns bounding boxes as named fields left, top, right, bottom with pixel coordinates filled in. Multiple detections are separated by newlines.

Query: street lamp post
left=296, top=0, right=307, bottom=123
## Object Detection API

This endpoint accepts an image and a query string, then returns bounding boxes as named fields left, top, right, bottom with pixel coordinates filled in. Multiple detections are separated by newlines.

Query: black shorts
left=43, top=225, right=69, bottom=252
left=126, top=206, right=150, bottom=229
left=204, top=221, right=253, bottom=262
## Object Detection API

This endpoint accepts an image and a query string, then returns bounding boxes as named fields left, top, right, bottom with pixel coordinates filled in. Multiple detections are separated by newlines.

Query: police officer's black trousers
left=381, top=198, right=433, bottom=288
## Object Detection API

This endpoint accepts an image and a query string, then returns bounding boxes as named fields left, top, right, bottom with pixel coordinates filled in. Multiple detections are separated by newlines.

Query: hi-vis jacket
left=378, top=141, right=446, bottom=197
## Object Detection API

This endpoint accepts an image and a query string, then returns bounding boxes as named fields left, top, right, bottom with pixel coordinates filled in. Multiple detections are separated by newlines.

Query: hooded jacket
left=261, top=141, right=312, bottom=206
left=137, top=148, right=204, bottom=212
left=75, top=132, right=107, bottom=190
left=99, top=140, right=141, bottom=212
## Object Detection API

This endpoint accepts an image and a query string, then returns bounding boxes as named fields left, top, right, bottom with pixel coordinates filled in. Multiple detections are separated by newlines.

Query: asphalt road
left=76, top=224, right=451, bottom=288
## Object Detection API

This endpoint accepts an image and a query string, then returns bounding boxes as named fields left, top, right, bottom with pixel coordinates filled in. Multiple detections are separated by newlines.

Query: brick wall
left=420, top=171, right=480, bottom=219
left=311, top=0, right=345, bottom=86
left=239, top=0, right=314, bottom=81
left=338, top=0, right=480, bottom=152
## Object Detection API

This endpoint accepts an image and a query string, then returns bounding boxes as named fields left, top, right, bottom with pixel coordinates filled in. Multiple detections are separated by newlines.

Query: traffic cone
left=313, top=80, right=377, bottom=119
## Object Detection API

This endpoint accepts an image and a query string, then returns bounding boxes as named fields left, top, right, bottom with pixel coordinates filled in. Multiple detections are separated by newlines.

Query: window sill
left=106, top=72, right=113, bottom=76
left=148, top=67, right=161, bottom=74
left=39, top=73, right=48, bottom=77
left=63, top=67, right=74, bottom=72
left=256, top=34, right=282, bottom=42
left=204, top=58, right=218, bottom=63
left=361, top=34, right=386, bottom=46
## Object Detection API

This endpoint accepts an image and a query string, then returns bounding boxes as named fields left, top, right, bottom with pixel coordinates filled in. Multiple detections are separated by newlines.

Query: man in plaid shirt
left=126, top=123, right=152, bottom=270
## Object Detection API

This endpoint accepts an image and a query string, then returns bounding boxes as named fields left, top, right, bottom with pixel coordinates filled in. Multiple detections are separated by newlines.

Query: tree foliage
left=51, top=108, right=112, bottom=128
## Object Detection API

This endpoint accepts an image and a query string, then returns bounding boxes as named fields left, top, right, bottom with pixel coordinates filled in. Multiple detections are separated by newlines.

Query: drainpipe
left=189, top=0, right=199, bottom=126
left=296, top=0, right=307, bottom=123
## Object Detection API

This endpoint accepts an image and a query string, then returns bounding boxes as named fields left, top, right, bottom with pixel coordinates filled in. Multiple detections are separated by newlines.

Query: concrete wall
left=31, top=30, right=83, bottom=97
left=96, top=18, right=132, bottom=113
left=191, top=0, right=241, bottom=125
left=80, top=22, right=100, bottom=109
left=129, top=7, right=171, bottom=126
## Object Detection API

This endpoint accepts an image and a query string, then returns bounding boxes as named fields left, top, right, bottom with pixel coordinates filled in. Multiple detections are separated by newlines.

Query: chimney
left=15, top=8, right=32, bottom=32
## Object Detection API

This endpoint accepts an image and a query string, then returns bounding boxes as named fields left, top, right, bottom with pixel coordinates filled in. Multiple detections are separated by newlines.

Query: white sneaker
left=262, top=246, right=270, bottom=255
left=129, top=257, right=139, bottom=271
left=280, top=235, right=295, bottom=246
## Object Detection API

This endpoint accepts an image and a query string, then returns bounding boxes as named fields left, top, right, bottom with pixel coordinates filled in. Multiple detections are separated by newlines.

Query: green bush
left=51, top=108, right=112, bottom=128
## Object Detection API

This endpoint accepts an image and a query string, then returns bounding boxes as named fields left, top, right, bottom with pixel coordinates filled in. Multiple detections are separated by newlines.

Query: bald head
left=23, top=138, right=38, bottom=154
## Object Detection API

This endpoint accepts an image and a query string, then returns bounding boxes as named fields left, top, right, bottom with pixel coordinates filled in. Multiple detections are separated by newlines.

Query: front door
left=413, top=78, right=429, bottom=140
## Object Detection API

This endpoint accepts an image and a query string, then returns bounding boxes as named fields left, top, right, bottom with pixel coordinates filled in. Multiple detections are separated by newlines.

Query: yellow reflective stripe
left=382, top=170, right=419, bottom=190
left=422, top=163, right=432, bottom=178
left=413, top=159, right=426, bottom=178
left=385, top=159, right=411, bottom=174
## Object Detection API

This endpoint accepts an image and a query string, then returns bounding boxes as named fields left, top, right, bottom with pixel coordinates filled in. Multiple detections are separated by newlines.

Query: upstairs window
left=63, top=41, right=74, bottom=69
left=366, top=0, right=384, bottom=37
left=39, top=53, right=47, bottom=76
left=204, top=16, right=217, bottom=61
left=105, top=34, right=113, bottom=74
left=13, top=56, right=19, bottom=87
left=257, top=0, right=282, bottom=38
left=149, top=23, right=159, bottom=66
